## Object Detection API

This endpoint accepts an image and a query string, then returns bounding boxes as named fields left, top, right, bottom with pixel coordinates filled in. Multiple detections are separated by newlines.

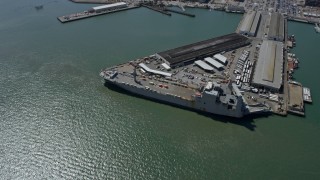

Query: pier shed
left=204, top=57, right=224, bottom=70
left=156, top=33, right=250, bottom=68
left=213, top=54, right=227, bottom=64
left=139, top=63, right=172, bottom=77
left=238, top=11, right=261, bottom=37
left=194, top=60, right=214, bottom=72
left=90, top=2, right=127, bottom=13
left=267, top=13, right=285, bottom=41
left=252, top=40, right=283, bottom=92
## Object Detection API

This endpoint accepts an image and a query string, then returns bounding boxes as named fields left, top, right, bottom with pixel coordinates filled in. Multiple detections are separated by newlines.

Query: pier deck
left=141, top=5, right=171, bottom=16
left=164, top=8, right=195, bottom=17
left=57, top=5, right=139, bottom=23
left=288, top=82, right=305, bottom=116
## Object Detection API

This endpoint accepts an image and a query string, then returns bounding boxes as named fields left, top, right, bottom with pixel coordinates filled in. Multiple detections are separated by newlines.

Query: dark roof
left=157, top=33, right=250, bottom=65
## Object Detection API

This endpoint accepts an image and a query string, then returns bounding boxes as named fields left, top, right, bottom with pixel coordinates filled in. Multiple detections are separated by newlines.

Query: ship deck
left=106, top=55, right=233, bottom=100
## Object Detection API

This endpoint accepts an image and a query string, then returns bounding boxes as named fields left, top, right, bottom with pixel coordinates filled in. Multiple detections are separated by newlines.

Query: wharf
left=141, top=5, right=171, bottom=16
left=57, top=6, right=139, bottom=23
left=70, top=0, right=116, bottom=3
left=287, top=82, right=305, bottom=116
left=287, top=16, right=320, bottom=24
left=164, top=8, right=195, bottom=17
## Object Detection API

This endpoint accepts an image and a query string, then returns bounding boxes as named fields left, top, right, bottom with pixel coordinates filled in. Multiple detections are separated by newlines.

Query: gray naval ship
left=100, top=33, right=271, bottom=118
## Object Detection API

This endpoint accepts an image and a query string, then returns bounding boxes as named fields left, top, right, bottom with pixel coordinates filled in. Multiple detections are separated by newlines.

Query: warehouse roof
left=250, top=11, right=261, bottom=35
left=268, top=13, right=284, bottom=41
left=238, top=11, right=261, bottom=35
left=157, top=33, right=250, bottom=66
left=214, top=54, right=227, bottom=64
left=239, top=11, right=256, bottom=33
left=139, top=63, right=172, bottom=77
left=204, top=57, right=224, bottom=69
left=194, top=60, right=214, bottom=71
left=252, top=40, right=283, bottom=90
left=92, top=2, right=127, bottom=11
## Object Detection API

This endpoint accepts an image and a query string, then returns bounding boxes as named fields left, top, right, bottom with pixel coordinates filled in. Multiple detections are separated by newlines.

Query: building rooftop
left=92, top=2, right=127, bottom=11
left=204, top=57, right=224, bottom=69
left=239, top=11, right=256, bottom=32
left=238, top=11, right=261, bottom=36
left=252, top=40, right=283, bottom=90
left=139, top=63, right=172, bottom=77
left=195, top=60, right=214, bottom=71
left=268, top=13, right=284, bottom=41
left=214, top=54, right=227, bottom=64
left=157, top=33, right=250, bottom=66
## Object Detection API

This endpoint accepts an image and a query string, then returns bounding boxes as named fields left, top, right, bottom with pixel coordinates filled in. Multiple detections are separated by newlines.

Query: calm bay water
left=1, top=0, right=320, bottom=179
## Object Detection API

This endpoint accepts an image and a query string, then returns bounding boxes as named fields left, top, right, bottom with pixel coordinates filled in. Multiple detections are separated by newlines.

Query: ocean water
left=0, top=0, right=320, bottom=179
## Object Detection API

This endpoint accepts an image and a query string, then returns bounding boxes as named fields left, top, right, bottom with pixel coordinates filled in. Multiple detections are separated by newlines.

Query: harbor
left=2, top=0, right=320, bottom=178
left=57, top=1, right=317, bottom=117
left=98, top=4, right=314, bottom=118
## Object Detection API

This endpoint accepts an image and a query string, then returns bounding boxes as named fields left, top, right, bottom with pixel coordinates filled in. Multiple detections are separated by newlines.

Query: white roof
left=92, top=2, right=127, bottom=11
left=194, top=60, right=214, bottom=71
left=214, top=54, right=227, bottom=64
left=252, top=40, right=283, bottom=90
left=204, top=57, right=224, bottom=69
left=161, top=63, right=171, bottom=70
left=139, top=63, right=172, bottom=77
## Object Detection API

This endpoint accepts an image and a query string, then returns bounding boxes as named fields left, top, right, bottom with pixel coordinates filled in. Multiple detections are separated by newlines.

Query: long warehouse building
left=156, top=33, right=250, bottom=68
left=267, top=13, right=285, bottom=41
left=238, top=11, right=261, bottom=37
left=252, top=40, right=284, bottom=92
left=90, top=2, right=127, bottom=13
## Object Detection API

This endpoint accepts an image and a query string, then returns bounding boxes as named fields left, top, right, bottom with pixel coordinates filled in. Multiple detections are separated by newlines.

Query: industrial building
left=267, top=13, right=285, bottom=41
left=213, top=54, right=227, bottom=65
left=238, top=11, right=261, bottom=37
left=194, top=60, right=214, bottom=72
left=139, top=63, right=172, bottom=77
left=204, top=57, right=224, bottom=70
left=252, top=40, right=284, bottom=92
left=90, top=2, right=127, bottom=13
left=156, top=33, right=250, bottom=68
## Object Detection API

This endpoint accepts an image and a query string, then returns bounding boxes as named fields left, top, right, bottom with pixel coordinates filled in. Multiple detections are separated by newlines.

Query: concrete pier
left=57, top=6, right=140, bottom=23
left=287, top=16, right=320, bottom=24
left=141, top=5, right=171, bottom=16
left=287, top=82, right=305, bottom=116
left=164, top=8, right=195, bottom=17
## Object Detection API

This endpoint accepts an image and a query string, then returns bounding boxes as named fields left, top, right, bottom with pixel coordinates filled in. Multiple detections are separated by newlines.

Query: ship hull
left=104, top=79, right=245, bottom=118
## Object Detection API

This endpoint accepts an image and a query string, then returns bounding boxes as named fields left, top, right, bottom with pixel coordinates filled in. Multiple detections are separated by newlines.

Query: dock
left=164, top=8, right=195, bottom=17
left=57, top=6, right=139, bottom=23
left=287, top=81, right=305, bottom=116
left=141, top=5, right=171, bottom=16
left=287, top=16, right=320, bottom=24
